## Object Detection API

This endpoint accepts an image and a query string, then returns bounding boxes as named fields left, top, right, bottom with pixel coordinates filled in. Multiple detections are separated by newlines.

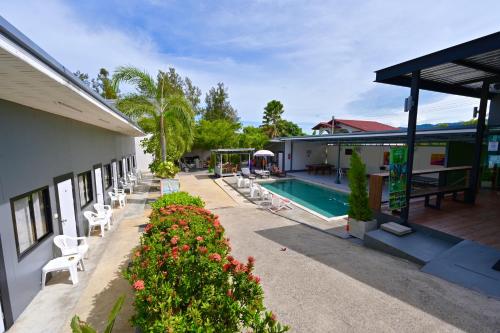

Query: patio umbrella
left=253, top=150, right=275, bottom=157
left=253, top=150, right=274, bottom=171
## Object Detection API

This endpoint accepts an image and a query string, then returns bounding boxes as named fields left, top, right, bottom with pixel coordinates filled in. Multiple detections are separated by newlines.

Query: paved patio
left=180, top=171, right=500, bottom=332
left=9, top=175, right=158, bottom=333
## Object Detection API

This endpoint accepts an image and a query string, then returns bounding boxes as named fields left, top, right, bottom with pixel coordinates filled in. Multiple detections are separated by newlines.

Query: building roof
left=0, top=16, right=144, bottom=136
left=375, top=31, right=500, bottom=99
left=273, top=127, right=477, bottom=144
left=312, top=119, right=399, bottom=132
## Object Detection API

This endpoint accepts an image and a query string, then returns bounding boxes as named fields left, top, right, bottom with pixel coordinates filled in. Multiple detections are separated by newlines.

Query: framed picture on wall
left=430, top=153, right=445, bottom=166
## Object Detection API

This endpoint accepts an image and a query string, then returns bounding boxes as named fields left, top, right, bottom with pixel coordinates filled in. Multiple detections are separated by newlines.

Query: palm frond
left=112, top=66, right=157, bottom=97
left=115, top=94, right=157, bottom=121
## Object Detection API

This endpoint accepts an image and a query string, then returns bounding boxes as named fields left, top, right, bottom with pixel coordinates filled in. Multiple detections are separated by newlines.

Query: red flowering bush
left=125, top=196, right=288, bottom=332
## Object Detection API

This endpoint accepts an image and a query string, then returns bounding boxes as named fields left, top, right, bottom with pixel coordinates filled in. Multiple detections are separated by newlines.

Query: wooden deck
left=409, top=191, right=500, bottom=250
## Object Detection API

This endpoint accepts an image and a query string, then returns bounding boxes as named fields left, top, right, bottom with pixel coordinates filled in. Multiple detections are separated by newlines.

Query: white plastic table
left=41, top=254, right=84, bottom=288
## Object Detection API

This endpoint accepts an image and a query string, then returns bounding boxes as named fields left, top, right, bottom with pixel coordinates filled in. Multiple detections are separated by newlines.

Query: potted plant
left=347, top=151, right=377, bottom=239
left=152, top=160, right=180, bottom=194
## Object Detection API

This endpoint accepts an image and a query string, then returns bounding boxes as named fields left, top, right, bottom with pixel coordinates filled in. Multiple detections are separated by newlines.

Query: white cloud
left=2, top=0, right=500, bottom=128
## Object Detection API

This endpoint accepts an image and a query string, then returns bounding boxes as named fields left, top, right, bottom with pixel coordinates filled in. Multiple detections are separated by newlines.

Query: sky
left=2, top=1, right=500, bottom=133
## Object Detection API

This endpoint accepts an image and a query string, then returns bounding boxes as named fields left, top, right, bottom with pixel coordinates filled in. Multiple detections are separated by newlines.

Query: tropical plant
left=277, top=119, right=304, bottom=137
left=347, top=151, right=372, bottom=221
left=70, top=295, right=125, bottom=333
left=92, top=68, right=118, bottom=99
left=262, top=100, right=284, bottom=138
left=151, top=160, right=179, bottom=179
left=239, top=126, right=269, bottom=149
left=194, top=119, right=241, bottom=149
left=150, top=191, right=205, bottom=209
left=201, top=82, right=239, bottom=122
left=125, top=198, right=288, bottom=332
left=113, top=66, right=195, bottom=163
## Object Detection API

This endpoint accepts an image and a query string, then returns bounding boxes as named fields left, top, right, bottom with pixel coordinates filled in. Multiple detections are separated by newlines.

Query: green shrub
left=347, top=151, right=373, bottom=221
left=125, top=204, right=288, bottom=332
left=151, top=191, right=205, bottom=210
left=151, top=160, right=180, bottom=179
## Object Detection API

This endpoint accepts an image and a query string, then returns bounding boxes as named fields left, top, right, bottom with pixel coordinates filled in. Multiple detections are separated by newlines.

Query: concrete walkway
left=180, top=171, right=500, bottom=333
left=9, top=176, right=158, bottom=333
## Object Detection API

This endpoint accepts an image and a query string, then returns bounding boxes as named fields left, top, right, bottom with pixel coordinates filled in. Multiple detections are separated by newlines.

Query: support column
left=467, top=80, right=490, bottom=203
left=401, top=71, right=420, bottom=223
left=336, top=142, right=341, bottom=184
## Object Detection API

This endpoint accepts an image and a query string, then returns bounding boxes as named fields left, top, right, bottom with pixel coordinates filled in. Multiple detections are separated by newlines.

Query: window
left=127, top=157, right=131, bottom=172
left=118, top=160, right=124, bottom=178
left=132, top=155, right=136, bottom=168
left=345, top=149, right=353, bottom=155
left=103, top=164, right=112, bottom=188
left=11, top=187, right=53, bottom=258
left=78, top=171, right=93, bottom=207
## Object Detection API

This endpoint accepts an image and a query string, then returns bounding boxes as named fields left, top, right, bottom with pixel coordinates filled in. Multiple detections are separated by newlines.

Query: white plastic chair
left=83, top=211, right=107, bottom=237
left=120, top=180, right=133, bottom=194
left=53, top=235, right=89, bottom=259
left=94, top=203, right=113, bottom=228
left=109, top=191, right=125, bottom=208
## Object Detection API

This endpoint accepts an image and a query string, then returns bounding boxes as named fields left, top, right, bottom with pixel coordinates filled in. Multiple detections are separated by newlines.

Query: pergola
left=375, top=31, right=500, bottom=222
left=211, top=148, right=255, bottom=177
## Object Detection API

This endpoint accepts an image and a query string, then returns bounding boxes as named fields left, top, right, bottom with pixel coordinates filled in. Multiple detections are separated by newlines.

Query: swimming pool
left=261, top=179, right=349, bottom=219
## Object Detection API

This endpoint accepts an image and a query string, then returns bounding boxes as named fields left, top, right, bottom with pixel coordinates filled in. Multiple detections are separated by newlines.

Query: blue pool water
left=261, top=179, right=349, bottom=218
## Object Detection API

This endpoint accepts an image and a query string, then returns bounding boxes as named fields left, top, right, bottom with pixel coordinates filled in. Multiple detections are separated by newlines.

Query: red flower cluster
left=209, top=253, right=222, bottom=262
left=133, top=280, right=145, bottom=291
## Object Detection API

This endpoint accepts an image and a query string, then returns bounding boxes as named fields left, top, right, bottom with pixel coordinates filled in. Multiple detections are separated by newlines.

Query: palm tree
left=112, top=66, right=195, bottom=162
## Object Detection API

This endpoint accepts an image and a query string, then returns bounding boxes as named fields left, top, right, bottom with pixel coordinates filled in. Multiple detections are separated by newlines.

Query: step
left=364, top=229, right=457, bottom=265
left=380, top=222, right=412, bottom=236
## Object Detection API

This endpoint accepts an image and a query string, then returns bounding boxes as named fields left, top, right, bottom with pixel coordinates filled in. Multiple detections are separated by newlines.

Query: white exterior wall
left=288, top=141, right=446, bottom=174
left=135, top=136, right=154, bottom=172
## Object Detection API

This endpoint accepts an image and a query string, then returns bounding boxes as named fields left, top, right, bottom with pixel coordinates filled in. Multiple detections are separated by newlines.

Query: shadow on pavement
left=255, top=223, right=500, bottom=333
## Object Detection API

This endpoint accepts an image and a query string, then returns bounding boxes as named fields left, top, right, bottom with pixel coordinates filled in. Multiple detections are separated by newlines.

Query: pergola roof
left=211, top=148, right=255, bottom=153
left=375, top=32, right=500, bottom=98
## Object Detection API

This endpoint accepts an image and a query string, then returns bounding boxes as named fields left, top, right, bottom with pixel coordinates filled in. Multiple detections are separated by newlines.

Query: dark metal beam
left=466, top=81, right=490, bottom=203
left=401, top=71, right=420, bottom=223
left=335, top=142, right=341, bottom=184
left=452, top=59, right=500, bottom=75
left=383, top=76, right=484, bottom=99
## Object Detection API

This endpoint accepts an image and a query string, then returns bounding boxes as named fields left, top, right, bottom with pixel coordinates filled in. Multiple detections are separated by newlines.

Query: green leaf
left=103, top=295, right=126, bottom=333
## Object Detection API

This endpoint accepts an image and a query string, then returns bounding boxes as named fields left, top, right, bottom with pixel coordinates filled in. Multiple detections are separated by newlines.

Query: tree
left=194, top=119, right=240, bottom=150
left=262, top=100, right=284, bottom=138
left=202, top=82, right=238, bottom=122
left=347, top=151, right=372, bottom=221
left=184, top=77, right=202, bottom=115
left=74, top=71, right=90, bottom=85
left=239, top=126, right=269, bottom=150
left=462, top=118, right=478, bottom=126
left=277, top=119, right=304, bottom=137
left=113, top=66, right=195, bottom=163
left=92, top=68, right=118, bottom=99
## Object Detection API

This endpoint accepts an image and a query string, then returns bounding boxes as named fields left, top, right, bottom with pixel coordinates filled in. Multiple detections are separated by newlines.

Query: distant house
left=312, top=119, right=399, bottom=134
left=0, top=17, right=143, bottom=330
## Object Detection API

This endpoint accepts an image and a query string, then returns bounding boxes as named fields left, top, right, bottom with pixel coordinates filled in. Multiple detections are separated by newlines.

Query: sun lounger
left=268, top=195, right=293, bottom=212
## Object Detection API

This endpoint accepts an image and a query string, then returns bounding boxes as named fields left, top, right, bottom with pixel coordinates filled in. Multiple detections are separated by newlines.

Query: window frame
left=77, top=170, right=94, bottom=208
left=103, top=164, right=112, bottom=189
left=10, top=186, right=53, bottom=260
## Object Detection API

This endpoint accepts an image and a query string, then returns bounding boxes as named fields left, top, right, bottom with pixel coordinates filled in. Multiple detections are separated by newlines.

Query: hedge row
left=125, top=193, right=288, bottom=332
